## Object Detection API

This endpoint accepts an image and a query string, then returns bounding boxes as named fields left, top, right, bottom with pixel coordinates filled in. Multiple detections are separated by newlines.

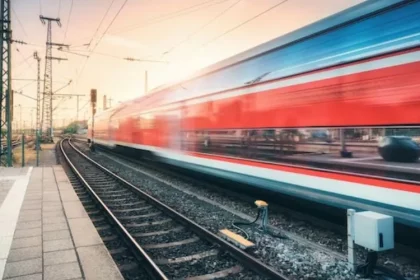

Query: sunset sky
left=11, top=0, right=364, bottom=128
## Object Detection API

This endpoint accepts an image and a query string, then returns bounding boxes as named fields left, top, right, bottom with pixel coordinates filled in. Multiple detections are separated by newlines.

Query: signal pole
left=33, top=52, right=41, bottom=138
left=144, top=70, right=148, bottom=95
left=40, top=16, right=68, bottom=142
left=0, top=0, right=12, bottom=166
left=90, top=89, right=97, bottom=152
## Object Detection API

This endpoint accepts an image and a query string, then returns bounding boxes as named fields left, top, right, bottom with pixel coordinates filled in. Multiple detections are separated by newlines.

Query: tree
left=63, top=122, right=78, bottom=134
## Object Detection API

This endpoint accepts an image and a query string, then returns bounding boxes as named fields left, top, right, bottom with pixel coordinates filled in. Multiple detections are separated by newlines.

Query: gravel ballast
left=74, top=142, right=420, bottom=280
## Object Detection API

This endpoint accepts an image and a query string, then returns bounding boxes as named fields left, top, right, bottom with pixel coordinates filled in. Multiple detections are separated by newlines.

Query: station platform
left=0, top=166, right=123, bottom=280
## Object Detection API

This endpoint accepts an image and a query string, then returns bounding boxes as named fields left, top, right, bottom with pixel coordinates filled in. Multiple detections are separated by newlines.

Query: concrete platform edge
left=0, top=167, right=33, bottom=279
left=54, top=165, right=123, bottom=280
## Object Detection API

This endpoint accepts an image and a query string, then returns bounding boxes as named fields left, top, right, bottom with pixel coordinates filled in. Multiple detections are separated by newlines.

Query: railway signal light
left=90, top=89, right=97, bottom=103
left=91, top=89, right=97, bottom=115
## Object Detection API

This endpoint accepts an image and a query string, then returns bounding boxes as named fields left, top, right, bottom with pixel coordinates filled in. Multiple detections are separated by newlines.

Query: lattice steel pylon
left=0, top=0, right=12, bottom=167
left=40, top=16, right=65, bottom=142
left=33, top=52, right=41, bottom=136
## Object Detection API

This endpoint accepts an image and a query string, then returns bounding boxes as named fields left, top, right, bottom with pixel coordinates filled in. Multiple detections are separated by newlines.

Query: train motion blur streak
left=88, top=0, right=420, bottom=227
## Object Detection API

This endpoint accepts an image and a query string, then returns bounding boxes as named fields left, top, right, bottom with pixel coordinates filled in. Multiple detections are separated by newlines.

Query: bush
left=63, top=122, right=78, bottom=134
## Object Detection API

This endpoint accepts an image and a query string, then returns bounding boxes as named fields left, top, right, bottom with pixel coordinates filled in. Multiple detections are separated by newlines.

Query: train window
left=182, top=127, right=420, bottom=181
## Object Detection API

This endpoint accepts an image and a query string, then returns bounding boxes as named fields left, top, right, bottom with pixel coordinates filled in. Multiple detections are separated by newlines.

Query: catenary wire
left=110, top=0, right=227, bottom=35
left=11, top=6, right=28, bottom=38
left=88, top=0, right=116, bottom=49
left=63, top=0, right=74, bottom=44
left=200, top=0, right=289, bottom=49
left=163, top=0, right=243, bottom=56
left=74, top=0, right=128, bottom=87
left=58, top=0, right=62, bottom=17
left=15, top=47, right=37, bottom=75
left=90, top=0, right=128, bottom=51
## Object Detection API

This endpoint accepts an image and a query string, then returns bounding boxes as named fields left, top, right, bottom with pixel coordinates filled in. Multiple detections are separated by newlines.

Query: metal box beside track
left=354, top=211, right=394, bottom=252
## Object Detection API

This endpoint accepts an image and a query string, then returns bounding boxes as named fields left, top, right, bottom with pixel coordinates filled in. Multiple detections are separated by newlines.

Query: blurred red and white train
left=89, top=0, right=420, bottom=226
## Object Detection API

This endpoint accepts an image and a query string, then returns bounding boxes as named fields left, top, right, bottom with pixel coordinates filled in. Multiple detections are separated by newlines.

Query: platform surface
left=0, top=166, right=123, bottom=280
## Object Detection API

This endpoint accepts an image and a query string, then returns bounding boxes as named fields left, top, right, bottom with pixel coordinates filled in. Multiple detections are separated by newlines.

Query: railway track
left=71, top=138, right=420, bottom=259
left=60, top=138, right=288, bottom=280
left=0, top=140, right=20, bottom=145
left=0, top=142, right=21, bottom=156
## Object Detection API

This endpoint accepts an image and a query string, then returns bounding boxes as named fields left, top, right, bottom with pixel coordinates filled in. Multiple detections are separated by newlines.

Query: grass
left=13, top=142, right=55, bottom=167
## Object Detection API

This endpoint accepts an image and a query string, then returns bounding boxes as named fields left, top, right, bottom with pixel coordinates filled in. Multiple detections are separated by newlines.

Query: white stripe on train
left=93, top=138, right=420, bottom=212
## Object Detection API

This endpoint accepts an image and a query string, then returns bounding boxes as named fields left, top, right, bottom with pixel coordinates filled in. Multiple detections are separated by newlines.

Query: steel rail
left=65, top=138, right=289, bottom=280
left=60, top=139, right=169, bottom=280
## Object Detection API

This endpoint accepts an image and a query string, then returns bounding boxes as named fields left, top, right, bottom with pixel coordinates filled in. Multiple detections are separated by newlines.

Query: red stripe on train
left=183, top=60, right=420, bottom=130
left=187, top=152, right=420, bottom=194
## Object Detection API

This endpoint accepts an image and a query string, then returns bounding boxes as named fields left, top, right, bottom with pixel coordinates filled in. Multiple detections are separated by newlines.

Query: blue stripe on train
left=163, top=1, right=420, bottom=104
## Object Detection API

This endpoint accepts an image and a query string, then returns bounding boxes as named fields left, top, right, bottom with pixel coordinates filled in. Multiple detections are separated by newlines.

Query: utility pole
left=0, top=0, right=12, bottom=166
left=144, top=71, right=148, bottom=95
left=103, top=95, right=107, bottom=110
left=108, top=97, right=113, bottom=108
left=77, top=95, right=80, bottom=121
left=18, top=104, right=21, bottom=134
left=40, top=16, right=68, bottom=142
left=30, top=108, right=34, bottom=135
left=33, top=52, right=41, bottom=138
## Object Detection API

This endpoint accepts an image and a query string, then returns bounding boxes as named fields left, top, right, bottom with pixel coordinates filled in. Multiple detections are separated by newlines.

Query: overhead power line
left=14, top=63, right=35, bottom=80
left=124, top=57, right=167, bottom=63
left=11, top=6, right=28, bottom=38
left=78, top=100, right=89, bottom=112
left=14, top=90, right=37, bottom=101
left=15, top=54, right=33, bottom=68
left=88, top=0, right=116, bottom=48
left=11, top=39, right=44, bottom=47
left=163, top=0, right=243, bottom=56
left=58, top=0, right=62, bottom=17
left=60, top=48, right=167, bottom=63
left=13, top=78, right=39, bottom=81
left=68, top=0, right=115, bottom=86
left=13, top=78, right=68, bottom=84
left=17, top=81, right=36, bottom=91
left=63, top=0, right=74, bottom=43
left=15, top=47, right=37, bottom=74
left=90, top=0, right=128, bottom=52
left=65, top=0, right=226, bottom=49
left=74, top=0, right=128, bottom=87
left=111, top=0, right=228, bottom=35
left=59, top=49, right=90, bottom=58
left=200, top=0, right=289, bottom=49
left=12, top=39, right=27, bottom=45
left=65, top=49, right=120, bottom=59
